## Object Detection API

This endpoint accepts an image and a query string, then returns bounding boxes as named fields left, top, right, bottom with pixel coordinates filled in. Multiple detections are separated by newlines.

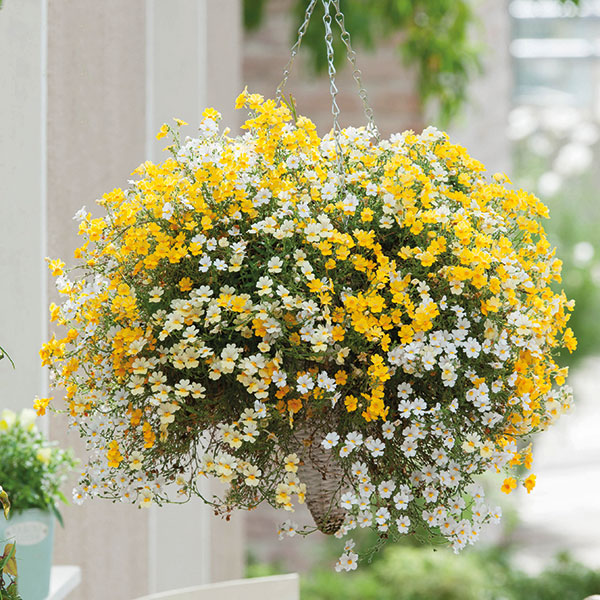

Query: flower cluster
left=42, top=90, right=574, bottom=567
left=0, top=409, right=76, bottom=517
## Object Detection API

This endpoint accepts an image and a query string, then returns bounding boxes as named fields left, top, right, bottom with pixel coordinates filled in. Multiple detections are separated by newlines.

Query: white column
left=145, top=0, right=244, bottom=591
left=1, top=1, right=244, bottom=596
left=0, top=0, right=47, bottom=412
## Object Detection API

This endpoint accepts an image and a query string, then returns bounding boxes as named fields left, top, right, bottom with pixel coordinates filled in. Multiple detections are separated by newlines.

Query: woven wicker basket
left=294, top=423, right=345, bottom=535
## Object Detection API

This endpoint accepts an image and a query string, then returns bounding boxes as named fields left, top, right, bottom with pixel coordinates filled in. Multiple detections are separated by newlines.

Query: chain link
left=276, top=0, right=380, bottom=176
left=321, top=0, right=345, bottom=175
left=276, top=0, right=318, bottom=103
left=331, top=0, right=380, bottom=141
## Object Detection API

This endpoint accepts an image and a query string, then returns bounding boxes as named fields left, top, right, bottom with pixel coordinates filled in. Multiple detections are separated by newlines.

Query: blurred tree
left=244, top=0, right=580, bottom=124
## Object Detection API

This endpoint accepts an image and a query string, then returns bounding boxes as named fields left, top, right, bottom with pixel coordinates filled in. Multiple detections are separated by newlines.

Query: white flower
left=463, top=337, right=481, bottom=358
left=336, top=551, right=358, bottom=571
left=411, top=397, right=427, bottom=415
left=344, top=539, right=356, bottom=552
left=296, top=373, right=314, bottom=393
left=378, top=480, right=396, bottom=498
left=73, top=206, right=88, bottom=221
left=340, top=492, right=356, bottom=510
left=396, top=516, right=410, bottom=533
left=397, top=382, right=413, bottom=398
left=351, top=461, right=368, bottom=478
left=267, top=256, right=284, bottom=273
left=286, top=155, right=300, bottom=169
left=398, top=400, right=412, bottom=418
left=381, top=422, right=396, bottom=440
left=161, top=202, right=174, bottom=220
left=375, top=507, right=390, bottom=525
left=359, top=482, right=374, bottom=498
left=339, top=445, right=351, bottom=457
left=345, top=431, right=363, bottom=449
left=366, top=182, right=378, bottom=196
left=393, top=493, right=409, bottom=510
left=423, top=486, right=439, bottom=503
left=272, top=370, right=287, bottom=388
left=198, top=256, right=212, bottom=272
left=256, top=276, right=273, bottom=296
left=401, top=439, right=417, bottom=457
left=341, top=193, right=359, bottom=214
left=358, top=512, right=373, bottom=528
left=321, top=181, right=337, bottom=200
left=321, top=432, right=340, bottom=449
left=148, top=286, right=164, bottom=303
left=243, top=464, right=261, bottom=486
left=366, top=437, right=385, bottom=457
left=254, top=401, right=267, bottom=418
left=317, top=371, right=336, bottom=391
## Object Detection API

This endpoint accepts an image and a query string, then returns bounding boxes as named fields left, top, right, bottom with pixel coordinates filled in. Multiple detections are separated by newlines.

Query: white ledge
left=132, top=574, right=300, bottom=600
left=46, top=566, right=81, bottom=600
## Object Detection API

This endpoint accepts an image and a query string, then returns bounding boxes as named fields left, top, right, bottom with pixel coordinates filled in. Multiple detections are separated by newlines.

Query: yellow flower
left=46, top=257, right=65, bottom=277
left=179, top=277, right=193, bottom=292
left=36, top=447, right=52, bottom=465
left=284, top=453, right=299, bottom=473
left=523, top=474, right=536, bottom=494
left=33, top=396, right=52, bottom=416
left=235, top=87, right=249, bottom=109
left=173, top=118, right=188, bottom=127
left=0, top=409, right=16, bottom=431
left=360, top=207, right=373, bottom=222
left=563, top=328, right=577, bottom=353
left=501, top=477, right=517, bottom=494
left=344, top=395, right=358, bottom=412
left=156, top=123, right=169, bottom=140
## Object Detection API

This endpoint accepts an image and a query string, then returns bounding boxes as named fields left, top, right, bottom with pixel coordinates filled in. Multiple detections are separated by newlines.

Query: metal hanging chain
left=276, top=0, right=318, bottom=103
left=322, top=0, right=346, bottom=175
left=276, top=0, right=380, bottom=176
left=331, top=0, right=380, bottom=141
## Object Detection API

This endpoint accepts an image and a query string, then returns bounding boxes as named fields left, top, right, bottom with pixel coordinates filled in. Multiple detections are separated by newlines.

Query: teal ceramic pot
left=0, top=508, right=54, bottom=600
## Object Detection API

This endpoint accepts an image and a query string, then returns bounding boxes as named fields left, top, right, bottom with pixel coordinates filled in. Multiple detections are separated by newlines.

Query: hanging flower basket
left=40, top=0, right=575, bottom=570
left=41, top=89, right=575, bottom=568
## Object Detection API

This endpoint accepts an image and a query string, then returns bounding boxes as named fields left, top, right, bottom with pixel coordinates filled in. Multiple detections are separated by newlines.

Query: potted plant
left=0, top=487, right=20, bottom=600
left=0, top=409, right=76, bottom=599
left=41, top=91, right=575, bottom=569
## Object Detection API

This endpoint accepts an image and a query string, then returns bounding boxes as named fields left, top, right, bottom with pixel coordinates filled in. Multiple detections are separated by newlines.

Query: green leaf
left=0, top=488, right=10, bottom=519
left=51, top=502, right=64, bottom=528
left=243, top=0, right=269, bottom=31
left=1, top=544, right=17, bottom=578
left=0, top=345, right=14, bottom=368
left=242, top=0, right=581, bottom=124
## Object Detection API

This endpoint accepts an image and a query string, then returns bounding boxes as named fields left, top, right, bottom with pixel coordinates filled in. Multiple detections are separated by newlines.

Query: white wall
left=0, top=0, right=47, bottom=411
left=0, top=1, right=244, bottom=598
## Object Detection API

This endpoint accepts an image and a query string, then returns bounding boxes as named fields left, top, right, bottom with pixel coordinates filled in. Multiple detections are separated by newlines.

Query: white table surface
left=46, top=566, right=81, bottom=600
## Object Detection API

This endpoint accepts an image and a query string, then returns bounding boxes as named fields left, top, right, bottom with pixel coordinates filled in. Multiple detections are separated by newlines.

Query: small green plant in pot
left=0, top=409, right=76, bottom=600
left=0, top=487, right=21, bottom=600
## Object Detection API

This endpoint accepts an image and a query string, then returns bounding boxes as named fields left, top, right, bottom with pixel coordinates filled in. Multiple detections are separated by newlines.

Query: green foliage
left=243, top=0, right=580, bottom=125
left=248, top=544, right=600, bottom=600
left=0, top=410, right=76, bottom=517
left=0, top=491, right=21, bottom=600
left=0, top=542, right=20, bottom=600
